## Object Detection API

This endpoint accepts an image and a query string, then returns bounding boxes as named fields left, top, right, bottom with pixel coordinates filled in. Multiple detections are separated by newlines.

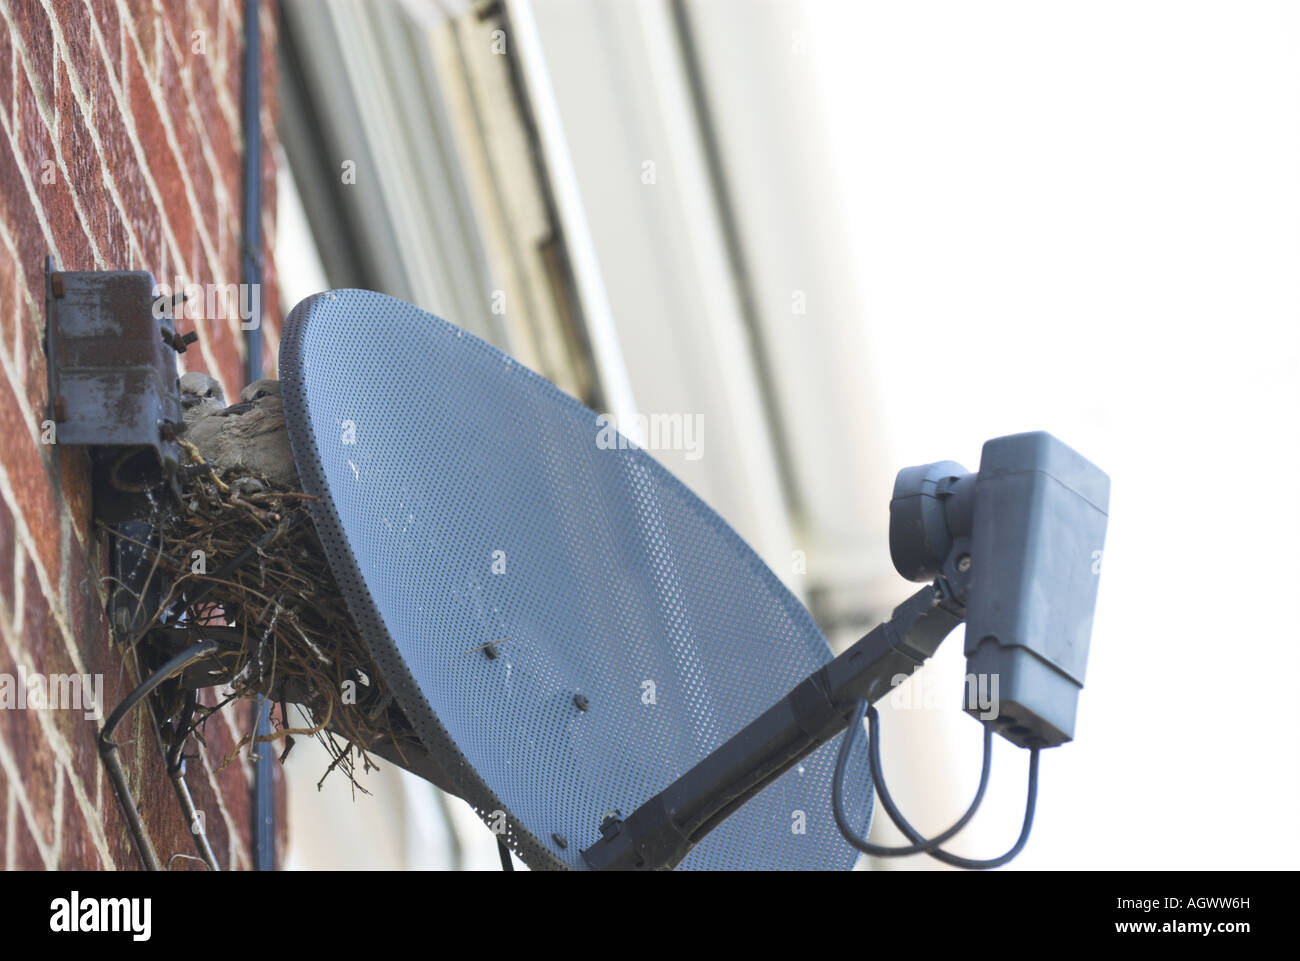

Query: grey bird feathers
left=182, top=376, right=299, bottom=490
left=241, top=378, right=280, bottom=403
left=218, top=377, right=281, bottom=418
left=180, top=371, right=225, bottom=409
left=180, top=372, right=225, bottom=434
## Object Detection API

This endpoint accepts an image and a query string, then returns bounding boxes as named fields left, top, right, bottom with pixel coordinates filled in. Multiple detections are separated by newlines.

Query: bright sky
left=808, top=0, right=1300, bottom=868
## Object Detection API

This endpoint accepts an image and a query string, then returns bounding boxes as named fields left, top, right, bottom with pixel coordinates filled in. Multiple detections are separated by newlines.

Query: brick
left=109, top=704, right=177, bottom=865
left=12, top=56, right=58, bottom=257
left=11, top=67, right=94, bottom=278
left=10, top=800, right=46, bottom=868
left=8, top=1, right=54, bottom=108
left=83, top=1, right=123, bottom=86
left=96, top=753, right=138, bottom=868
left=0, top=237, right=17, bottom=363
left=123, top=36, right=194, bottom=264
left=0, top=667, right=61, bottom=850
left=161, top=0, right=217, bottom=88
left=48, top=540, right=111, bottom=787
left=0, top=375, right=60, bottom=583
left=174, top=110, right=217, bottom=257
left=159, top=23, right=184, bottom=135
left=14, top=48, right=48, bottom=167
left=0, top=496, right=14, bottom=617
left=220, top=2, right=240, bottom=121
left=19, top=312, right=51, bottom=430
left=20, top=553, right=54, bottom=666
left=208, top=307, right=243, bottom=379
left=55, top=57, right=106, bottom=250
left=20, top=546, right=107, bottom=797
left=190, top=246, right=247, bottom=375
left=47, top=61, right=97, bottom=269
left=0, top=10, right=13, bottom=133
left=53, top=0, right=93, bottom=74
left=191, top=123, right=222, bottom=215
left=192, top=0, right=222, bottom=65
left=180, top=753, right=233, bottom=868
left=50, top=706, right=101, bottom=815
left=81, top=54, right=158, bottom=252
left=0, top=127, right=49, bottom=284
left=55, top=444, right=93, bottom=546
left=61, top=524, right=105, bottom=652
left=102, top=187, right=133, bottom=263
left=96, top=795, right=130, bottom=866
left=58, top=773, right=106, bottom=868
left=190, top=55, right=240, bottom=210
left=125, top=0, right=162, bottom=80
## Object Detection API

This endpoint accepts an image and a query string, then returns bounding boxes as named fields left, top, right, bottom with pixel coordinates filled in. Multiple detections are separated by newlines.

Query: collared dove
left=180, top=371, right=225, bottom=433
left=180, top=372, right=227, bottom=454
left=241, top=378, right=280, bottom=403
left=182, top=371, right=227, bottom=455
left=180, top=371, right=226, bottom=411
left=219, top=377, right=281, bottom=417
left=188, top=377, right=299, bottom=490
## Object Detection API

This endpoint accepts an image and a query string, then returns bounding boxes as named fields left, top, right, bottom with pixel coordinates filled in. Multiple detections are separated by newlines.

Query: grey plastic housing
left=963, top=432, right=1109, bottom=748
left=888, top=460, right=970, bottom=582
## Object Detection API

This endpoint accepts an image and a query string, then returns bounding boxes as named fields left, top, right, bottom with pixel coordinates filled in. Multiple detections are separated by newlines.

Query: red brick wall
left=0, top=0, right=282, bottom=869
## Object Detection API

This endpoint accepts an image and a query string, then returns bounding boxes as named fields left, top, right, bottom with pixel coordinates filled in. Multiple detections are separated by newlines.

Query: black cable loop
left=834, top=697, right=993, bottom=857
left=833, top=698, right=1040, bottom=869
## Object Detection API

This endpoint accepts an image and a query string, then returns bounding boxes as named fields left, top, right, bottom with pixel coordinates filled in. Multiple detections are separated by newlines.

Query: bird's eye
left=205, top=388, right=215, bottom=398
left=254, top=390, right=267, bottom=399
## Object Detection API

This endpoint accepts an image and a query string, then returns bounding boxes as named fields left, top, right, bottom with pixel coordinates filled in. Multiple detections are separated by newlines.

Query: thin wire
left=497, top=838, right=515, bottom=872
left=833, top=698, right=993, bottom=857
left=864, top=701, right=1040, bottom=870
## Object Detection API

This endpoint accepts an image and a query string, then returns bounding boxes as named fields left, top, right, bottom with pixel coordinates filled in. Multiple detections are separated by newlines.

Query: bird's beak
left=181, top=395, right=199, bottom=410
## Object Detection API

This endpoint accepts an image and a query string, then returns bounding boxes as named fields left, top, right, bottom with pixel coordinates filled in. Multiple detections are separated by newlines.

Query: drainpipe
left=241, top=0, right=275, bottom=873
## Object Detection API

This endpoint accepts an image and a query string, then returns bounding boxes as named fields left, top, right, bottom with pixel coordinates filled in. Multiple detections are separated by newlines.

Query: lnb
left=889, top=432, right=1110, bottom=749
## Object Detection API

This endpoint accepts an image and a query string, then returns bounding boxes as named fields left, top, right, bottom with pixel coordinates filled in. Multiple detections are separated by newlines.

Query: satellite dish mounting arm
left=580, top=576, right=968, bottom=871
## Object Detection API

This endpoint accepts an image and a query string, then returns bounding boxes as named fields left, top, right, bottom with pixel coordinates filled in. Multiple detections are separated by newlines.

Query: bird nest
left=132, top=444, right=424, bottom=792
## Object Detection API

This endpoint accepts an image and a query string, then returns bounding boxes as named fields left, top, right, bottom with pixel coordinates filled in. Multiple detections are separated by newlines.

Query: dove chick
left=180, top=371, right=229, bottom=458
left=191, top=377, right=299, bottom=489
left=241, top=378, right=281, bottom=403
left=180, top=371, right=226, bottom=409
left=180, top=371, right=226, bottom=429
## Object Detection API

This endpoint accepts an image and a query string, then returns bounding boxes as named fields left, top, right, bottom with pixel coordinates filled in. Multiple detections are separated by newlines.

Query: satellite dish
left=279, top=290, right=872, bottom=870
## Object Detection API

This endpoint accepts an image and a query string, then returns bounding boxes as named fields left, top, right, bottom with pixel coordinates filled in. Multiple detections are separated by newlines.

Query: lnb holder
left=889, top=431, right=1110, bottom=748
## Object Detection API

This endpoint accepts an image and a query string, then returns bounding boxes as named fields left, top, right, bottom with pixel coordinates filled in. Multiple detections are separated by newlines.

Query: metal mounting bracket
left=43, top=257, right=190, bottom=523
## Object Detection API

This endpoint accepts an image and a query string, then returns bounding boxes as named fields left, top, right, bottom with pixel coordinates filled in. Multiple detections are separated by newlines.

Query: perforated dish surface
left=279, top=290, right=872, bottom=869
